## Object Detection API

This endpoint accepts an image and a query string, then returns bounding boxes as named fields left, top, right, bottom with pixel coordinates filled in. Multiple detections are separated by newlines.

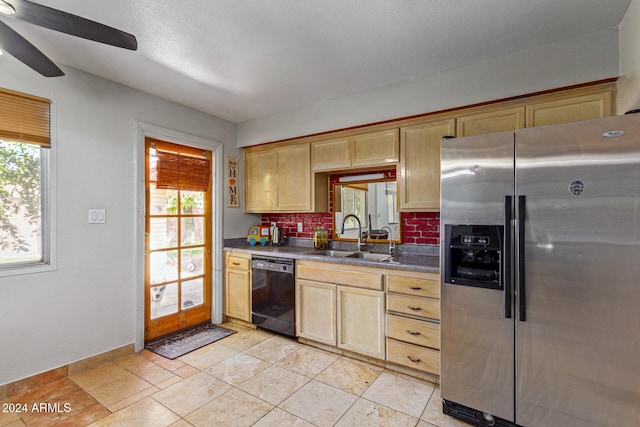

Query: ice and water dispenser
left=444, top=225, right=504, bottom=290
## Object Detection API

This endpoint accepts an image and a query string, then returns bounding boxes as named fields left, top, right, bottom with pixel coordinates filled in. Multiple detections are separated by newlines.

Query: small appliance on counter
left=247, top=225, right=270, bottom=245
left=271, top=225, right=285, bottom=245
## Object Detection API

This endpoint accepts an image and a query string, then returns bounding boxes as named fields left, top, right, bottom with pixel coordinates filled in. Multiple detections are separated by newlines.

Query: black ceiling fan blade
left=11, top=0, right=137, bottom=50
left=0, top=20, right=64, bottom=76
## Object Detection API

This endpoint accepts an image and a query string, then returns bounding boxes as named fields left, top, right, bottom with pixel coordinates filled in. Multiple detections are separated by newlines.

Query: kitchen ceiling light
left=0, top=1, right=15, bottom=15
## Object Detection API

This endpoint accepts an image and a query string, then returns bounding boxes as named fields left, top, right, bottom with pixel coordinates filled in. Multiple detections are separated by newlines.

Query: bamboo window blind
left=155, top=150, right=211, bottom=192
left=0, top=88, right=51, bottom=147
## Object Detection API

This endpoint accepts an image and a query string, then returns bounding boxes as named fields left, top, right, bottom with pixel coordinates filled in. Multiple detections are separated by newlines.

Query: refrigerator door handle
left=504, top=195, right=512, bottom=319
left=518, top=195, right=526, bottom=321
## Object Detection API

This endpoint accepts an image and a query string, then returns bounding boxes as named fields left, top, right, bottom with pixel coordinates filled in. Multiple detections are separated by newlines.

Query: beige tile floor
left=0, top=323, right=472, bottom=427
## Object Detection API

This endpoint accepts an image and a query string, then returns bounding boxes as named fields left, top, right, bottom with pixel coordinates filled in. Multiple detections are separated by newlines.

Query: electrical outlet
left=297, top=222, right=303, bottom=232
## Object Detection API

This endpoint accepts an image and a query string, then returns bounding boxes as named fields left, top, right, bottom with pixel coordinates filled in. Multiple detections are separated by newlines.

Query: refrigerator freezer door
left=440, top=131, right=516, bottom=422
left=515, top=115, right=640, bottom=426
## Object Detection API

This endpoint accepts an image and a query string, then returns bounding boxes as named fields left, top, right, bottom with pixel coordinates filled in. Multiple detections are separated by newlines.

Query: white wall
left=238, top=28, right=620, bottom=147
left=0, top=60, right=255, bottom=385
left=618, top=0, right=640, bottom=112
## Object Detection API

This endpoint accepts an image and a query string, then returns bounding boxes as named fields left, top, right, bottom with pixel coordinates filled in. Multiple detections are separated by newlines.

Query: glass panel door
left=145, top=139, right=212, bottom=341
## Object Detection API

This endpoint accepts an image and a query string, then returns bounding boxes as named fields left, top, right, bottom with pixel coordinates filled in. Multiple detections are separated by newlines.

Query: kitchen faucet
left=380, top=226, right=395, bottom=255
left=341, top=214, right=365, bottom=252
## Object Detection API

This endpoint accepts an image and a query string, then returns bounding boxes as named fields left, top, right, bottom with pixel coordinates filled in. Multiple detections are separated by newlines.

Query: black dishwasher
left=251, top=256, right=295, bottom=337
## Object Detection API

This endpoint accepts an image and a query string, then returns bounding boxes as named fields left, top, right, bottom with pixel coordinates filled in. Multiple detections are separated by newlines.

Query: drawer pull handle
left=407, top=306, right=422, bottom=311
left=407, top=355, right=421, bottom=363
left=409, top=286, right=422, bottom=290
left=232, top=262, right=241, bottom=266
left=406, top=330, right=421, bottom=335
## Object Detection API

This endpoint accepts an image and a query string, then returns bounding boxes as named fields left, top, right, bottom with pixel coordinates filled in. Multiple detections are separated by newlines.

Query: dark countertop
left=223, top=242, right=440, bottom=273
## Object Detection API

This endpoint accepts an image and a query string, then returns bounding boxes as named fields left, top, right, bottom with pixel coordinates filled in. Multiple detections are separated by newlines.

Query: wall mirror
left=333, top=178, right=401, bottom=244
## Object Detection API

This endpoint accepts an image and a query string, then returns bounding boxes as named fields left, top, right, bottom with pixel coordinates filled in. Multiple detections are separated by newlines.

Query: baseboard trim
left=0, top=343, right=135, bottom=399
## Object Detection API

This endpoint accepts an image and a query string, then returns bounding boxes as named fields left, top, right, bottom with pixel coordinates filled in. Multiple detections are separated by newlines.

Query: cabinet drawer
left=386, top=314, right=439, bottom=349
left=386, top=339, right=440, bottom=375
left=226, top=255, right=250, bottom=270
left=386, top=275, right=439, bottom=299
left=297, top=264, right=383, bottom=290
left=387, top=294, right=439, bottom=320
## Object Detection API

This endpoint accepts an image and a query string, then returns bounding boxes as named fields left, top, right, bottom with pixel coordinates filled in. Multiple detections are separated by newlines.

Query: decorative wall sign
left=227, top=156, right=239, bottom=207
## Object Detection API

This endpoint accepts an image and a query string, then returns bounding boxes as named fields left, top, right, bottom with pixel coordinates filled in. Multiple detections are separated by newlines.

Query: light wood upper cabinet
left=244, top=148, right=276, bottom=213
left=244, top=141, right=327, bottom=213
left=399, top=118, right=455, bottom=212
left=224, top=252, right=251, bottom=322
left=457, top=107, right=525, bottom=137
left=526, top=90, right=614, bottom=127
left=311, top=129, right=399, bottom=171
left=310, top=137, right=351, bottom=171
left=275, top=143, right=311, bottom=211
left=351, top=129, right=399, bottom=167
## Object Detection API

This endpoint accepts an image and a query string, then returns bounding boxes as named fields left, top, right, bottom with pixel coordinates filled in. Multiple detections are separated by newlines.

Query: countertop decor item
left=247, top=225, right=270, bottom=245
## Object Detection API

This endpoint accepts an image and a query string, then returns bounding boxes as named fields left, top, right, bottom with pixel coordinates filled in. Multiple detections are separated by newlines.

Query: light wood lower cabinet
left=296, top=261, right=385, bottom=359
left=337, top=285, right=385, bottom=359
left=387, top=339, right=440, bottom=375
left=385, top=271, right=441, bottom=376
left=224, top=252, right=251, bottom=322
left=296, top=260, right=442, bottom=373
left=296, top=278, right=336, bottom=346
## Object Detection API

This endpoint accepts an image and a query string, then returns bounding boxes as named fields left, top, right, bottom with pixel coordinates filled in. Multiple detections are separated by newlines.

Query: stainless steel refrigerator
left=440, top=114, right=640, bottom=427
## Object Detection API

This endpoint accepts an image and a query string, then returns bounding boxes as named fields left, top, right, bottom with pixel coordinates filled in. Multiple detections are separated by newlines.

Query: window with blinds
left=0, top=87, right=51, bottom=147
left=0, top=87, right=51, bottom=271
left=155, top=150, right=210, bottom=192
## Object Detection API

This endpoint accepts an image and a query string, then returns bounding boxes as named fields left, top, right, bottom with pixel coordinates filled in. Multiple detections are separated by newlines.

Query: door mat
left=145, top=323, right=236, bottom=360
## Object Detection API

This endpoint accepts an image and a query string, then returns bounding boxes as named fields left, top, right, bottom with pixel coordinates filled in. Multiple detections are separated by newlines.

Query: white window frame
left=0, top=134, right=57, bottom=278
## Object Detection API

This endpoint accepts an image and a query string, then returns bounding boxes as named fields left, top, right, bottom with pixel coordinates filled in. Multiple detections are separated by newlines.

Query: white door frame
left=134, top=122, right=224, bottom=351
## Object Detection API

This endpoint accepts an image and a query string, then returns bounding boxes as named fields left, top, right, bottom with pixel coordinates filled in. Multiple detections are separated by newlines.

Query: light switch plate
left=88, top=209, right=106, bottom=224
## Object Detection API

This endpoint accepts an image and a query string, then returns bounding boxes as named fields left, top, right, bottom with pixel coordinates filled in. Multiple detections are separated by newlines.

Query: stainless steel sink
left=305, top=250, right=355, bottom=257
left=345, top=252, right=391, bottom=261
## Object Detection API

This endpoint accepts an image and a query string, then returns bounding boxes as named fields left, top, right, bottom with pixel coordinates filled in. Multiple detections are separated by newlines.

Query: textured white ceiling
left=0, top=0, right=632, bottom=123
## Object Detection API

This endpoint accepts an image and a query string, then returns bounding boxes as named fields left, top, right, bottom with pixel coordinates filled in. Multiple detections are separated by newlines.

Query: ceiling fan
left=0, top=0, right=137, bottom=77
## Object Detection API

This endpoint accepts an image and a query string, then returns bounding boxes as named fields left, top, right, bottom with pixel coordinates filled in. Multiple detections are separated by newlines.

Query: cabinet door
left=399, top=119, right=455, bottom=211
left=337, top=286, right=385, bottom=359
left=456, top=107, right=525, bottom=137
left=296, top=279, right=336, bottom=345
left=311, top=137, right=351, bottom=171
left=225, top=268, right=251, bottom=322
left=526, top=91, right=613, bottom=127
left=244, top=148, right=275, bottom=212
left=351, top=129, right=399, bottom=167
left=275, top=143, right=311, bottom=211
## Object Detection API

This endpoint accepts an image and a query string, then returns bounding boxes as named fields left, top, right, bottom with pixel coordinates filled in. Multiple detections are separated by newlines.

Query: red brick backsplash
left=260, top=168, right=439, bottom=245
left=262, top=213, right=333, bottom=239
left=262, top=211, right=439, bottom=245
left=401, top=211, right=440, bottom=245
